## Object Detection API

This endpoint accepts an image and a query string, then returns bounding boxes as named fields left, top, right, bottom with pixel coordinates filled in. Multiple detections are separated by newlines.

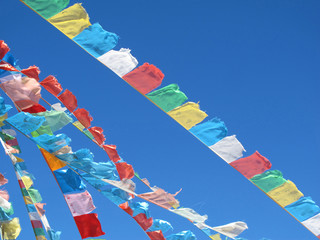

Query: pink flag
left=0, top=190, right=9, bottom=201
left=0, top=173, right=8, bottom=186
left=21, top=66, right=40, bottom=81
left=65, top=190, right=96, bottom=216
left=138, top=188, right=180, bottom=209
left=35, top=203, right=46, bottom=216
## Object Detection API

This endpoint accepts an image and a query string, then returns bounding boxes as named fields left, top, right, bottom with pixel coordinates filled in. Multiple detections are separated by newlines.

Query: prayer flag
left=73, top=213, right=105, bottom=239
left=40, top=75, right=63, bottom=96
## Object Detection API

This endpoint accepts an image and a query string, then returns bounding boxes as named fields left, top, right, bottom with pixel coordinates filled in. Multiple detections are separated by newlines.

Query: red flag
left=74, top=213, right=105, bottom=239
left=119, top=202, right=133, bottom=216
left=88, top=127, right=106, bottom=145
left=31, top=220, right=43, bottom=229
left=40, top=75, right=63, bottom=96
left=22, top=103, right=47, bottom=113
left=103, top=144, right=120, bottom=162
left=147, top=231, right=166, bottom=240
left=0, top=41, right=10, bottom=59
left=133, top=213, right=153, bottom=231
left=115, top=162, right=134, bottom=180
left=74, top=108, right=93, bottom=129
left=0, top=173, right=8, bottom=186
left=123, top=63, right=164, bottom=94
left=21, top=66, right=40, bottom=81
left=230, top=151, right=272, bottom=179
left=58, top=89, right=77, bottom=112
left=0, top=60, right=19, bottom=72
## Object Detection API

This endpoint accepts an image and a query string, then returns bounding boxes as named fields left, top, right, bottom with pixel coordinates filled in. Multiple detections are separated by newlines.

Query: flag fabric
left=22, top=0, right=70, bottom=19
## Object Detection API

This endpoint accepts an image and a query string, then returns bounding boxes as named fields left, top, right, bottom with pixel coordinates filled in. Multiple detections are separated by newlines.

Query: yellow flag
left=267, top=180, right=303, bottom=207
left=40, top=148, right=67, bottom=171
left=0, top=113, right=8, bottom=127
left=21, top=175, right=33, bottom=190
left=15, top=156, right=24, bottom=163
left=210, top=234, right=222, bottom=240
left=73, top=121, right=85, bottom=131
left=24, top=196, right=33, bottom=204
left=36, top=235, right=47, bottom=240
left=168, top=102, right=208, bottom=130
left=48, top=4, right=91, bottom=38
left=1, top=218, right=21, bottom=239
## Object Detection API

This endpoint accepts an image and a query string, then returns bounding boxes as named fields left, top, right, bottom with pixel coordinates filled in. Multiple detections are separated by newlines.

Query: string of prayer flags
left=57, top=89, right=77, bottom=112
left=21, top=0, right=70, bottom=19
left=48, top=4, right=91, bottom=39
left=190, top=118, right=227, bottom=146
left=123, top=63, right=164, bottom=94
left=40, top=75, right=63, bottom=96
left=230, top=151, right=272, bottom=179
left=146, top=84, right=188, bottom=112
left=0, top=41, right=10, bottom=59
left=285, top=197, right=320, bottom=222
left=73, top=23, right=119, bottom=58
left=209, top=135, right=245, bottom=163
left=168, top=102, right=208, bottom=130
left=98, top=48, right=138, bottom=77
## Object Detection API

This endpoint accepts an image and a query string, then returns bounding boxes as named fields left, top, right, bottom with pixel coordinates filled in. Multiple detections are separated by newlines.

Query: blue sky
left=1, top=0, right=320, bottom=239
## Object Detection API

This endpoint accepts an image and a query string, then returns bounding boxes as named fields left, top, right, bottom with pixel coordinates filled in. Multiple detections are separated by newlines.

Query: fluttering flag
left=146, top=84, right=188, bottom=112
left=138, top=188, right=180, bottom=209
left=209, top=135, right=245, bottom=163
left=33, top=110, right=73, bottom=133
left=0, top=97, right=12, bottom=116
left=190, top=118, right=227, bottom=146
left=5, top=112, right=45, bottom=135
left=103, top=144, right=121, bottom=162
left=40, top=75, right=63, bottom=96
left=20, top=66, right=40, bottom=81
left=301, top=213, right=320, bottom=237
left=166, top=230, right=196, bottom=240
left=0, top=173, right=8, bottom=185
left=123, top=63, right=164, bottom=94
left=0, top=75, right=41, bottom=110
left=73, top=23, right=119, bottom=58
left=168, top=102, right=208, bottom=130
left=54, top=169, right=86, bottom=194
left=285, top=197, right=320, bottom=222
left=148, top=219, right=173, bottom=233
left=147, top=230, right=166, bottom=240
left=98, top=48, right=138, bottom=77
left=32, top=134, right=71, bottom=153
left=40, top=148, right=67, bottom=171
left=65, top=190, right=96, bottom=216
left=58, top=89, right=78, bottom=112
left=133, top=213, right=153, bottom=231
left=171, top=208, right=207, bottom=223
left=115, top=162, right=134, bottom=180
left=230, top=151, right=272, bottom=179
left=102, top=179, right=136, bottom=195
left=88, top=127, right=105, bottom=145
left=73, top=108, right=93, bottom=129
left=267, top=180, right=304, bottom=207
left=0, top=190, right=9, bottom=201
left=21, top=0, right=70, bottom=19
left=0, top=40, right=10, bottom=59
left=0, top=60, right=18, bottom=72
left=130, top=202, right=150, bottom=218
left=210, top=221, right=248, bottom=239
left=21, top=175, right=33, bottom=190
left=23, top=103, right=47, bottom=114
left=73, top=213, right=105, bottom=239
left=250, top=170, right=287, bottom=193
left=0, top=53, right=16, bottom=76
left=48, top=4, right=91, bottom=39
left=0, top=217, right=21, bottom=239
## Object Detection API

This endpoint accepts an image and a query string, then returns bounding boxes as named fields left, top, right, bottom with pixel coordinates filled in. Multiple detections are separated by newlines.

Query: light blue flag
left=0, top=97, right=12, bottom=115
left=189, top=118, right=227, bottom=146
left=48, top=229, right=62, bottom=240
left=0, top=53, right=17, bottom=76
left=73, top=23, right=119, bottom=58
left=0, top=206, right=13, bottom=221
left=285, top=196, right=320, bottom=222
left=32, top=134, right=71, bottom=153
left=166, top=230, right=196, bottom=240
left=101, top=187, right=131, bottom=205
left=5, top=112, right=46, bottom=135
left=148, top=219, right=173, bottom=233
left=130, top=202, right=150, bottom=218
left=54, top=169, right=86, bottom=194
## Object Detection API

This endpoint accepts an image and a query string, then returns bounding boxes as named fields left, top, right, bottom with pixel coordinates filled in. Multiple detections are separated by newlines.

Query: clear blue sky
left=1, top=0, right=320, bottom=239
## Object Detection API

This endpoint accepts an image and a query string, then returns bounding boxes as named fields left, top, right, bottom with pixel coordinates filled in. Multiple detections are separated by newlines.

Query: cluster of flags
left=0, top=0, right=318, bottom=239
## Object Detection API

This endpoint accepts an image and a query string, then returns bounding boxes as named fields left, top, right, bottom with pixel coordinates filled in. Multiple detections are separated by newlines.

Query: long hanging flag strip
left=15, top=1, right=320, bottom=238
left=0, top=171, right=21, bottom=240
left=0, top=42, right=249, bottom=239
